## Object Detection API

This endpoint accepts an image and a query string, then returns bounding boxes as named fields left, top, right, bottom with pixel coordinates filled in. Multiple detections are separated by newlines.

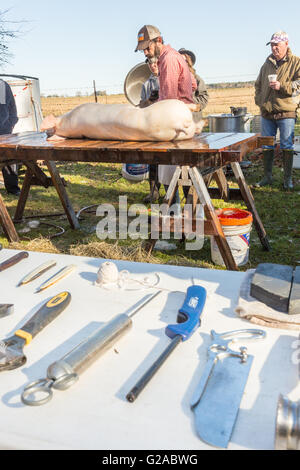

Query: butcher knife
left=190, top=329, right=266, bottom=448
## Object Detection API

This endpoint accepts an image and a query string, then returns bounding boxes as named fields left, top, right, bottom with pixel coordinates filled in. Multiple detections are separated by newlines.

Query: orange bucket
left=215, top=208, right=253, bottom=226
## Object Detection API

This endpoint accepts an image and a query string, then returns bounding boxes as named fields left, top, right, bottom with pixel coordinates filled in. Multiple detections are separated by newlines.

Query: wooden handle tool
left=36, top=265, right=77, bottom=292
left=18, top=260, right=57, bottom=286
left=0, top=252, right=29, bottom=272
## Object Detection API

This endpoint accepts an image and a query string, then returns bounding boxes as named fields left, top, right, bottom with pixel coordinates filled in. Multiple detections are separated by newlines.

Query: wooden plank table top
left=0, top=130, right=270, bottom=266
left=0, top=131, right=260, bottom=166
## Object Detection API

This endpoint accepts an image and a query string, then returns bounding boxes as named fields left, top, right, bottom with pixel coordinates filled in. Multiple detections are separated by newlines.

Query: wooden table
left=0, top=131, right=273, bottom=270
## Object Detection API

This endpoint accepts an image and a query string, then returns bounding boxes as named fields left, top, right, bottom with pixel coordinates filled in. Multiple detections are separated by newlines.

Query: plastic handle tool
left=166, top=285, right=207, bottom=341
left=126, top=285, right=207, bottom=403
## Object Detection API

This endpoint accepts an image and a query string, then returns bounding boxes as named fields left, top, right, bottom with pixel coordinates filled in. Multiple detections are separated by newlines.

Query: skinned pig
left=41, top=99, right=205, bottom=142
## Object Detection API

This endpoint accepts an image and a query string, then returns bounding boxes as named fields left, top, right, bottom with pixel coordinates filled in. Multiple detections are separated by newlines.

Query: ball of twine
left=95, top=261, right=121, bottom=287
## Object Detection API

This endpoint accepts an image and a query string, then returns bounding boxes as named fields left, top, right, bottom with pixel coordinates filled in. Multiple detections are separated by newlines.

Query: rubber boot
left=282, top=149, right=294, bottom=190
left=143, top=180, right=160, bottom=203
left=254, top=149, right=274, bottom=187
left=1, top=165, right=20, bottom=195
left=143, top=165, right=160, bottom=203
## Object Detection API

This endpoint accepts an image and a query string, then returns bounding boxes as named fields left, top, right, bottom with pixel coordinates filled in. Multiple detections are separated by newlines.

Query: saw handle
left=165, top=285, right=207, bottom=341
left=15, top=292, right=71, bottom=344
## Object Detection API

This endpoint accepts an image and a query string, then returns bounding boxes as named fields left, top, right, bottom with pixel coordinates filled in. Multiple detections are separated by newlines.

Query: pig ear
left=40, top=114, right=58, bottom=131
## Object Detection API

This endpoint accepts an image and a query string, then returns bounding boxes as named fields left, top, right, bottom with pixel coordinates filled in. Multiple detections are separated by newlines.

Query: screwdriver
left=126, top=285, right=207, bottom=403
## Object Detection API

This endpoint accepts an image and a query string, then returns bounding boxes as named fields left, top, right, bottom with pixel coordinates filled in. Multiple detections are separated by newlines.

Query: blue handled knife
left=126, top=285, right=207, bottom=402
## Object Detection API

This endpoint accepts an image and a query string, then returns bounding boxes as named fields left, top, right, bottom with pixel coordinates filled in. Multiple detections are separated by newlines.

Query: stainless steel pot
left=208, top=113, right=252, bottom=133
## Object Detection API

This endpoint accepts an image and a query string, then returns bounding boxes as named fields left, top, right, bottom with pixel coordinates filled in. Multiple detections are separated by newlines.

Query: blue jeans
left=261, top=117, right=295, bottom=150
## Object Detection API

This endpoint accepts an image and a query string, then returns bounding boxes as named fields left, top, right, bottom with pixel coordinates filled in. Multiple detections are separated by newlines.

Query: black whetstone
left=289, top=266, right=300, bottom=315
left=250, top=263, right=293, bottom=312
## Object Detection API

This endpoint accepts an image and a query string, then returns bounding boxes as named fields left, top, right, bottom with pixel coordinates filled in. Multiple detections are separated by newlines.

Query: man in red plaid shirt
left=135, top=25, right=196, bottom=105
left=135, top=25, right=198, bottom=216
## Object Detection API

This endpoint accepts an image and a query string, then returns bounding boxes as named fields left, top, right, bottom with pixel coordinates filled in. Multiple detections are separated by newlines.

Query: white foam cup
left=268, top=74, right=277, bottom=82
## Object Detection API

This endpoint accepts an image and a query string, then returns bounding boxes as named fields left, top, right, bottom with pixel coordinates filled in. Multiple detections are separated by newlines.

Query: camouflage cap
left=266, top=31, right=289, bottom=45
left=135, top=25, right=161, bottom=52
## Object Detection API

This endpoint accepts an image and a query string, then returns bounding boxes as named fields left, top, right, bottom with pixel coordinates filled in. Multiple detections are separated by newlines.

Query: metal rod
left=128, top=290, right=162, bottom=319
left=126, top=334, right=182, bottom=402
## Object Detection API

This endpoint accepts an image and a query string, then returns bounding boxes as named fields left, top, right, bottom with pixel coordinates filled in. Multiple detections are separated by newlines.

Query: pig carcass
left=41, top=99, right=203, bottom=142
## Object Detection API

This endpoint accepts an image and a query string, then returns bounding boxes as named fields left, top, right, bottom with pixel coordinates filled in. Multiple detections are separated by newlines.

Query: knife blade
left=18, top=260, right=57, bottom=286
left=0, top=252, right=29, bottom=272
left=190, top=329, right=265, bottom=448
left=36, top=265, right=77, bottom=292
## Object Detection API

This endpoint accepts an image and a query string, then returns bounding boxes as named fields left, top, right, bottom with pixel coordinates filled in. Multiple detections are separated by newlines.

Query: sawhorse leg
left=145, top=165, right=238, bottom=270
left=14, top=161, right=80, bottom=230
left=230, top=161, right=271, bottom=251
left=14, top=167, right=34, bottom=222
left=188, top=166, right=238, bottom=270
left=212, top=168, right=230, bottom=202
left=46, top=161, right=80, bottom=229
left=0, top=193, right=19, bottom=242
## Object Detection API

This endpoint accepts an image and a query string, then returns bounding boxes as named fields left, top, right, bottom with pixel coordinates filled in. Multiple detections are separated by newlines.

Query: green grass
left=1, top=157, right=300, bottom=271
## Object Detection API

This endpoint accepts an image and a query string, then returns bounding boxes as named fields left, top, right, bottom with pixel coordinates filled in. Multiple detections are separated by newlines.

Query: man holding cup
left=255, top=31, right=300, bottom=190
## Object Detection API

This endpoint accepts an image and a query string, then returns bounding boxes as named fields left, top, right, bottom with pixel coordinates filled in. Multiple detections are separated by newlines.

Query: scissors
left=203, top=328, right=266, bottom=362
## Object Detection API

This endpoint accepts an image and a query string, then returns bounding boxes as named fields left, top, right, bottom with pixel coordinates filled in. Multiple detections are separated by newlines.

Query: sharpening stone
left=250, top=263, right=293, bottom=313
left=288, top=267, right=300, bottom=315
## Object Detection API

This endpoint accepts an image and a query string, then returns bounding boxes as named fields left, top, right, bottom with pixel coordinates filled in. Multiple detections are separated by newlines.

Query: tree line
left=207, top=81, right=255, bottom=89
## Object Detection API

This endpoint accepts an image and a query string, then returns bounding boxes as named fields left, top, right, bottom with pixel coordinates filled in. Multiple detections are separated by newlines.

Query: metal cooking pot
left=208, top=113, right=253, bottom=133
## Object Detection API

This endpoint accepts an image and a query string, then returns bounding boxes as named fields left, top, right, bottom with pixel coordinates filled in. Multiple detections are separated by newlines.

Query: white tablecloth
left=0, top=248, right=299, bottom=450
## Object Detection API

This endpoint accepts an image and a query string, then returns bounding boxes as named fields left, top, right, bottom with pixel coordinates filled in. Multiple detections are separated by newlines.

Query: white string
left=95, top=261, right=161, bottom=291
left=94, top=262, right=204, bottom=294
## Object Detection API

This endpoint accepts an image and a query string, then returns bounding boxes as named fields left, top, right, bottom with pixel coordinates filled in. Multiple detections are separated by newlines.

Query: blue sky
left=1, top=0, right=300, bottom=95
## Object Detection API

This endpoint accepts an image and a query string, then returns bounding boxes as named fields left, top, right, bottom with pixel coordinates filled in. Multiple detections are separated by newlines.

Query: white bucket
left=0, top=75, right=43, bottom=132
left=122, top=163, right=149, bottom=183
left=210, top=222, right=252, bottom=267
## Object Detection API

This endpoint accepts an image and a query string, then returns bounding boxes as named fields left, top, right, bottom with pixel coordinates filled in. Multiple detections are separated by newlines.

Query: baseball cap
left=266, top=31, right=289, bottom=45
left=135, top=25, right=161, bottom=52
left=178, top=48, right=196, bottom=65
